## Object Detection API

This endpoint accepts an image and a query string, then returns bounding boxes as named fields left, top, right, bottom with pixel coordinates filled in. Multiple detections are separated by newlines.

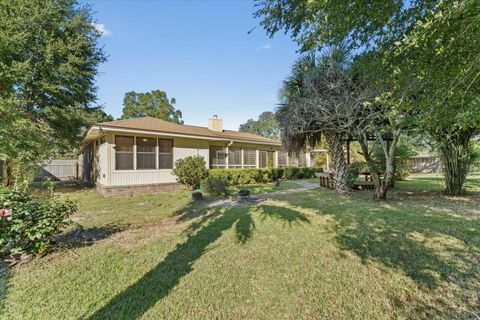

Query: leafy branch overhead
left=255, top=0, right=480, bottom=196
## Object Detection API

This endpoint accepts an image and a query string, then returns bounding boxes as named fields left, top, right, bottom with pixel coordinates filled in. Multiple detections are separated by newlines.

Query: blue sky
left=89, top=0, right=299, bottom=130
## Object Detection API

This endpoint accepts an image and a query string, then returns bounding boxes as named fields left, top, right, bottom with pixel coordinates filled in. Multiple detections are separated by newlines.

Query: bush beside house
left=209, top=167, right=322, bottom=185
left=0, top=187, right=77, bottom=254
left=201, top=177, right=229, bottom=196
left=172, top=156, right=208, bottom=190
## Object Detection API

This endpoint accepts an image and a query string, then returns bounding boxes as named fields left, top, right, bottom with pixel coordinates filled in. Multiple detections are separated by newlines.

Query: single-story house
left=81, top=115, right=312, bottom=195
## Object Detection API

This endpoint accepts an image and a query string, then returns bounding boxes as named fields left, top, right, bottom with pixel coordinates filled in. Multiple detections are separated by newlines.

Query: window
left=115, top=136, right=134, bottom=170
left=243, top=149, right=256, bottom=168
left=137, top=137, right=156, bottom=169
left=259, top=151, right=268, bottom=168
left=158, top=139, right=173, bottom=169
left=277, top=151, right=287, bottom=167
left=228, top=148, right=242, bottom=168
left=210, top=146, right=226, bottom=169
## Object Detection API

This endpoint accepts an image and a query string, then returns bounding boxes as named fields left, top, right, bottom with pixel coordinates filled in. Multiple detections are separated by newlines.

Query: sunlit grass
left=1, top=175, right=479, bottom=319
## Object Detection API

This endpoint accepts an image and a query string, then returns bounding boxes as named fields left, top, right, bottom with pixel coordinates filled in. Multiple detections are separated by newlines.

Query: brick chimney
left=208, top=115, right=223, bottom=132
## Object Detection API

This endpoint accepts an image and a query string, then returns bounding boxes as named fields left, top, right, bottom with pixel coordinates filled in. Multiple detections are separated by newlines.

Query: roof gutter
left=83, top=125, right=282, bottom=147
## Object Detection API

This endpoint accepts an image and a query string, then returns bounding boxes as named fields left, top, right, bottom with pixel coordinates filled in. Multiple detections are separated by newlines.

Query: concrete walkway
left=207, top=180, right=320, bottom=208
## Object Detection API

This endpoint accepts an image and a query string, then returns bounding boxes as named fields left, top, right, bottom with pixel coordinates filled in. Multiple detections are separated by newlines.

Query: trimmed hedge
left=208, top=167, right=322, bottom=186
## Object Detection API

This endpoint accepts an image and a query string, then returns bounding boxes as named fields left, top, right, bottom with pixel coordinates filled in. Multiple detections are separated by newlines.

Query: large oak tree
left=121, top=90, right=183, bottom=124
left=0, top=0, right=108, bottom=183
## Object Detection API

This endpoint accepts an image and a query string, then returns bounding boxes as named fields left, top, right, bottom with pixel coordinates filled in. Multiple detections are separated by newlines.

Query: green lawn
left=229, top=180, right=301, bottom=194
left=1, top=175, right=479, bottom=319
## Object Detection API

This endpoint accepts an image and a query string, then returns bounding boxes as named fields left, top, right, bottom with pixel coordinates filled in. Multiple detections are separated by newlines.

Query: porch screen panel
left=298, top=152, right=307, bottom=167
left=158, top=139, right=173, bottom=169
left=228, top=148, right=242, bottom=168
left=137, top=137, right=156, bottom=169
left=115, top=136, right=134, bottom=170
left=210, top=146, right=225, bottom=169
left=289, top=154, right=299, bottom=167
left=259, top=151, right=268, bottom=168
left=277, top=151, right=287, bottom=167
left=243, top=149, right=256, bottom=168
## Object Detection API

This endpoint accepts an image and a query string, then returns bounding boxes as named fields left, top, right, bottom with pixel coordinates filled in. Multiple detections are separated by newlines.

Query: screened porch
left=208, top=146, right=307, bottom=169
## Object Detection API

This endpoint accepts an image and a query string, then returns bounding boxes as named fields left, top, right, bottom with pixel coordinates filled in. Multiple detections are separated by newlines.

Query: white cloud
left=256, top=44, right=271, bottom=52
left=92, top=23, right=112, bottom=37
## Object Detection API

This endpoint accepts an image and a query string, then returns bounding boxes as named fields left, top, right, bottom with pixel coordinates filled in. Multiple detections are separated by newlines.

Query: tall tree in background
left=278, top=48, right=357, bottom=194
left=0, top=0, right=108, bottom=184
left=121, top=90, right=183, bottom=124
left=255, top=0, right=480, bottom=195
left=239, top=111, right=279, bottom=139
left=390, top=0, right=480, bottom=195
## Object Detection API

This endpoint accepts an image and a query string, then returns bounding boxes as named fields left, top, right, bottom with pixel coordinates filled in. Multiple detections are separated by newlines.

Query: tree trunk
left=439, top=140, right=470, bottom=196
left=355, top=127, right=401, bottom=201
left=326, top=132, right=349, bottom=194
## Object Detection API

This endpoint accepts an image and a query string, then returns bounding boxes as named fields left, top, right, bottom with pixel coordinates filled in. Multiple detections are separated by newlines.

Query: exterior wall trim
left=86, top=125, right=282, bottom=147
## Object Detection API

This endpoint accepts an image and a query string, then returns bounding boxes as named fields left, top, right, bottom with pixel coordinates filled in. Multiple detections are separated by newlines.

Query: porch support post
left=255, top=149, right=259, bottom=168
left=133, top=136, right=137, bottom=170
left=274, top=150, right=278, bottom=168
left=225, top=145, right=229, bottom=169
left=241, top=148, right=244, bottom=168
left=155, top=138, right=159, bottom=169
left=326, top=151, right=330, bottom=171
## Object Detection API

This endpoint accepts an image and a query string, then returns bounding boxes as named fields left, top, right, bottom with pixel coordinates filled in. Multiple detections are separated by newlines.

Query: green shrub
left=346, top=162, right=362, bottom=187
left=284, top=167, right=299, bottom=180
left=202, top=177, right=229, bottom=196
left=172, top=156, right=208, bottom=190
left=208, top=167, right=321, bottom=185
left=469, top=143, right=480, bottom=172
left=0, top=187, right=76, bottom=254
left=209, top=168, right=283, bottom=185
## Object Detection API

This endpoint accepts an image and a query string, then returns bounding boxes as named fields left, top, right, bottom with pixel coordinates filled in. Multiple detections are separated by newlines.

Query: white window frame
left=136, top=136, right=157, bottom=170
left=158, top=138, right=174, bottom=170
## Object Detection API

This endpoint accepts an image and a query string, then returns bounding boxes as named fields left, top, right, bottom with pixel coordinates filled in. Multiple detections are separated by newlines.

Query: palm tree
left=277, top=47, right=357, bottom=193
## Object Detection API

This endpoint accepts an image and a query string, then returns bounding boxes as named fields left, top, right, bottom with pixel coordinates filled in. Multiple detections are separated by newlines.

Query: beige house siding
left=86, top=130, right=312, bottom=188
left=92, top=132, right=210, bottom=187
left=174, top=138, right=210, bottom=164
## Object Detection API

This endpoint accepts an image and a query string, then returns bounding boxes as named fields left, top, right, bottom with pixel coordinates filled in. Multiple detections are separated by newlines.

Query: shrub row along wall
left=208, top=167, right=323, bottom=185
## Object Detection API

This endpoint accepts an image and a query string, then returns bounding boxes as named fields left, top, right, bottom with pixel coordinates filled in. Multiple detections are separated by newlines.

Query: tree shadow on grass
left=87, top=203, right=309, bottom=320
left=297, top=192, right=480, bottom=287
left=52, top=224, right=128, bottom=249
left=0, top=262, right=10, bottom=317
left=257, top=204, right=310, bottom=225
left=284, top=190, right=480, bottom=316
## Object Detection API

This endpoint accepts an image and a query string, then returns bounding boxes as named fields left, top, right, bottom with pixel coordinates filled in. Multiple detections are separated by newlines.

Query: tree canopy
left=238, top=111, right=279, bottom=139
left=0, top=0, right=108, bottom=183
left=255, top=0, right=480, bottom=195
left=254, top=0, right=437, bottom=53
left=121, top=90, right=183, bottom=124
left=278, top=48, right=357, bottom=193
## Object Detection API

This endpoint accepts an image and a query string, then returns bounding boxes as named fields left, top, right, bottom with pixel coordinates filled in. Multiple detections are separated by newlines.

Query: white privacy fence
left=34, top=160, right=81, bottom=181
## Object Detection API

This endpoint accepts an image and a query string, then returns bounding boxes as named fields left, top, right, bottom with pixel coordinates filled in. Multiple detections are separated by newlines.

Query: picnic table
left=315, top=172, right=334, bottom=189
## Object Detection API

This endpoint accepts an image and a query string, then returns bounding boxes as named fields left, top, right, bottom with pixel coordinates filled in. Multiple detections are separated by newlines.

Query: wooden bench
left=315, top=172, right=334, bottom=189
